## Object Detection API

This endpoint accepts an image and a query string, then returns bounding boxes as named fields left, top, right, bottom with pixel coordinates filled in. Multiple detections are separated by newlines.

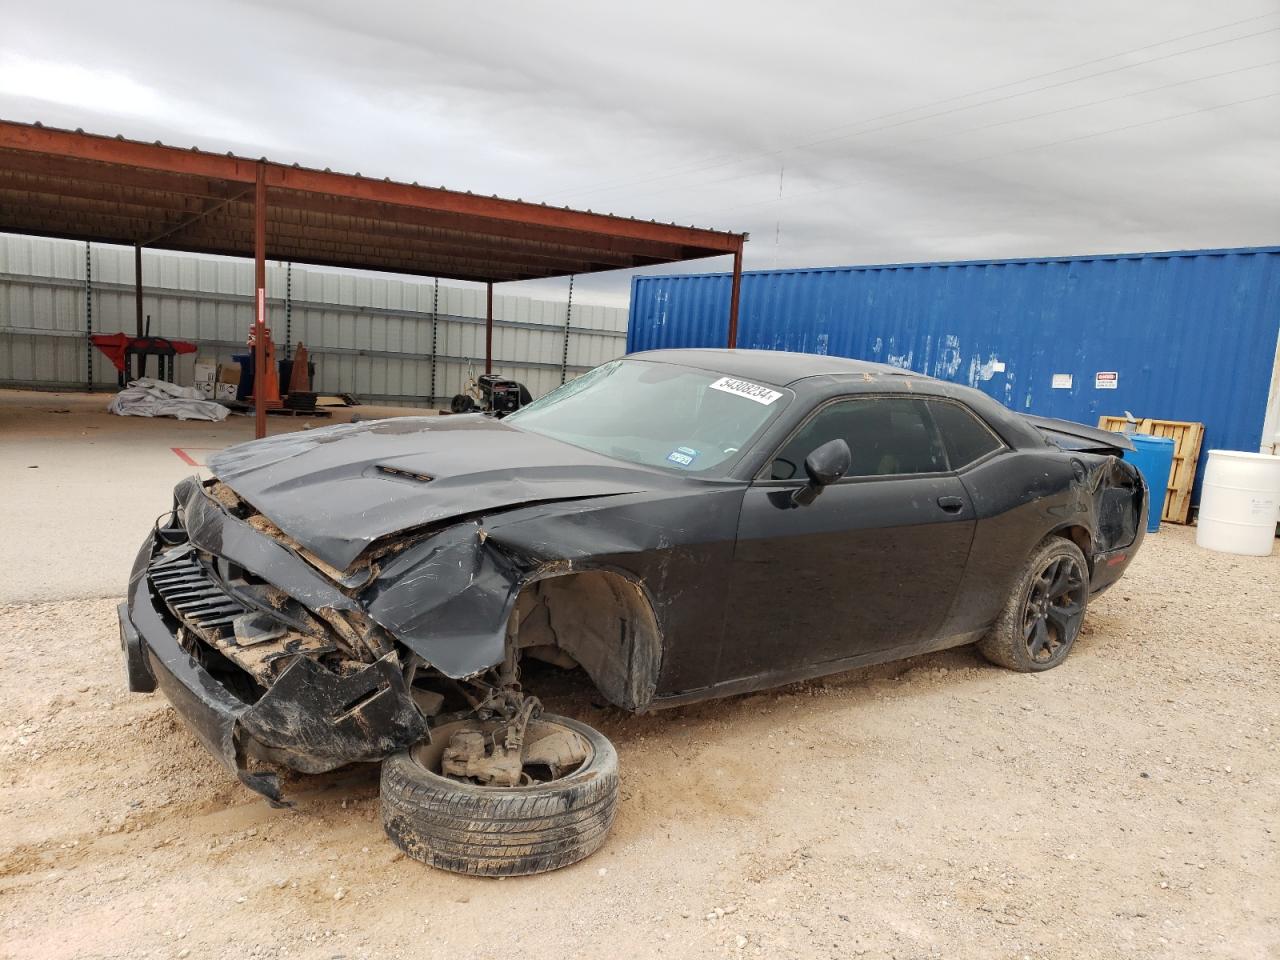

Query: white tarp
left=107, top=378, right=230, bottom=421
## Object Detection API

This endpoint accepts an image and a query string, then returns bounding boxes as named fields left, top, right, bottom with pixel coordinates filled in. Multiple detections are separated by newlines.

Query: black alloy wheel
left=978, top=536, right=1090, bottom=673
left=1023, top=554, right=1086, bottom=664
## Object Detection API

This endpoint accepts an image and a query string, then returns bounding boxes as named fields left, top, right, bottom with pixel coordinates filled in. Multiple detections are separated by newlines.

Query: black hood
left=209, top=415, right=661, bottom=569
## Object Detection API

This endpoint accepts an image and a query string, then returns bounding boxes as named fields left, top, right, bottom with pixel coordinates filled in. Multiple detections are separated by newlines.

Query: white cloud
left=1, top=0, right=1277, bottom=307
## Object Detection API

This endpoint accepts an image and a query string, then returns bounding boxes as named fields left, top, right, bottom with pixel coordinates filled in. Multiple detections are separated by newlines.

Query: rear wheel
left=978, top=536, right=1089, bottom=672
left=380, top=714, right=618, bottom=876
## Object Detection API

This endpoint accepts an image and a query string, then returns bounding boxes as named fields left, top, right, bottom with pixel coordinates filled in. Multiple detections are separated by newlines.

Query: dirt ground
left=1, top=524, right=1277, bottom=960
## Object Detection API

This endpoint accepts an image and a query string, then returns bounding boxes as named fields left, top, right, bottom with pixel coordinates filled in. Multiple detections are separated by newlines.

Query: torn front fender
left=363, top=521, right=527, bottom=679
left=361, top=488, right=738, bottom=687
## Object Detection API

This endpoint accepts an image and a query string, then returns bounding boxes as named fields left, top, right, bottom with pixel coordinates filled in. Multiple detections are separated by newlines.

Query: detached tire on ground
left=978, top=535, right=1090, bottom=673
left=380, top=714, right=618, bottom=876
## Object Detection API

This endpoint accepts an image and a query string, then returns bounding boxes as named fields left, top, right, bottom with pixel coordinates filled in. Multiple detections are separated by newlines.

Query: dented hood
left=208, top=415, right=657, bottom=569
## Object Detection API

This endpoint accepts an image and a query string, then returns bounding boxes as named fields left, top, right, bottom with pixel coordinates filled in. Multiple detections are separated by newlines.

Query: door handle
left=937, top=496, right=965, bottom=513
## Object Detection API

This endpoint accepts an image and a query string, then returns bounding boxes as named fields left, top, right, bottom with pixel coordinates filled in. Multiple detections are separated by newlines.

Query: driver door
left=721, top=396, right=976, bottom=681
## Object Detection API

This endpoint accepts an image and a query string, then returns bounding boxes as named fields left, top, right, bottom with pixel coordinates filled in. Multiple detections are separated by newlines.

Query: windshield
left=505, top=359, right=791, bottom=476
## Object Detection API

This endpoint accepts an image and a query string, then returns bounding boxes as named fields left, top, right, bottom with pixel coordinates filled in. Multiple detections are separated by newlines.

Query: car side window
left=925, top=400, right=1004, bottom=469
left=769, top=397, right=948, bottom=480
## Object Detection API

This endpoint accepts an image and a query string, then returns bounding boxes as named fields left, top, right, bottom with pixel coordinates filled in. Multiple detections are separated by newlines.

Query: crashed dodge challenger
left=120, top=349, right=1146, bottom=875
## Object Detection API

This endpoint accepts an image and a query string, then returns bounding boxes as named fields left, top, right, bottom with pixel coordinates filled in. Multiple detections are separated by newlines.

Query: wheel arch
left=511, top=564, right=664, bottom=713
left=1050, top=523, right=1094, bottom=570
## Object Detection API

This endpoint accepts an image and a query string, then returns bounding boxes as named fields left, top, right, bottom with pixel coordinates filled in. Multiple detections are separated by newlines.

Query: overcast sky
left=2, top=0, right=1277, bottom=305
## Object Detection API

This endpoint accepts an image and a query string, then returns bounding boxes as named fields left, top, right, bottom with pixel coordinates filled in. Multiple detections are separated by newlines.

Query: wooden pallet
left=266, top=406, right=332, bottom=419
left=1097, top=416, right=1204, bottom=524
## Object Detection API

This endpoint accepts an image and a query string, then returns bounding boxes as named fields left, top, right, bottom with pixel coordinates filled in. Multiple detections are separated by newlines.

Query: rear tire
left=978, top=536, right=1089, bottom=672
left=380, top=714, right=618, bottom=876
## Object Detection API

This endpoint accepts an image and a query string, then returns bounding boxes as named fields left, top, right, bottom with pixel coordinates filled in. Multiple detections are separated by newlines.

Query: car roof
left=626, top=348, right=916, bottom=386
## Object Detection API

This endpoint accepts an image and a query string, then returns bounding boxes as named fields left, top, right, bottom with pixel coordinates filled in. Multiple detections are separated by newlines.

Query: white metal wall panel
left=0, top=234, right=628, bottom=403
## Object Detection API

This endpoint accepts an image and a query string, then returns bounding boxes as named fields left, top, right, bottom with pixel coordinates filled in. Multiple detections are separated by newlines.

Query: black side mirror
left=792, top=438, right=851, bottom=507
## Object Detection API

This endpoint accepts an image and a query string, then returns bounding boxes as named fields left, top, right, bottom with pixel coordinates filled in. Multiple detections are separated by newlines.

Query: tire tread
left=380, top=713, right=618, bottom=877
left=977, top=535, right=1089, bottom=673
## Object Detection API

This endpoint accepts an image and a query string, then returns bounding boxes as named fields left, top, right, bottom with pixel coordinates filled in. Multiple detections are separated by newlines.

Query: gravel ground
left=1, top=524, right=1277, bottom=960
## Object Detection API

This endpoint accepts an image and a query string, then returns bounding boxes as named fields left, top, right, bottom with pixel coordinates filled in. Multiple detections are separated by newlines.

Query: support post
left=727, top=242, right=743, bottom=349
left=254, top=163, right=268, bottom=440
left=133, top=243, right=144, bottom=338
left=429, top=277, right=439, bottom=404
left=560, top=275, right=574, bottom=385
left=485, top=282, right=494, bottom=376
left=284, top=261, right=292, bottom=360
left=84, top=242, right=92, bottom=386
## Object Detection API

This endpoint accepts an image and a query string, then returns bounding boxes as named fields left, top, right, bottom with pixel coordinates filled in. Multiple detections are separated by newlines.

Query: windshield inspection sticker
left=709, top=376, right=783, bottom=405
left=666, top=446, right=700, bottom=467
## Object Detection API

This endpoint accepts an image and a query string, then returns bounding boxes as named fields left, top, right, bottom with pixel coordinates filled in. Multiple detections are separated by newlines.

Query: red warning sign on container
left=1095, top=371, right=1118, bottom=389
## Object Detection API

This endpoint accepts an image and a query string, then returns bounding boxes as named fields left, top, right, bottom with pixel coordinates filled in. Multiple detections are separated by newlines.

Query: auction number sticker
left=709, top=376, right=783, bottom=405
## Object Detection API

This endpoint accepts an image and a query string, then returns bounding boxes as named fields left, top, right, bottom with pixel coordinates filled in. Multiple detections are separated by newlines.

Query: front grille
left=149, top=545, right=247, bottom=638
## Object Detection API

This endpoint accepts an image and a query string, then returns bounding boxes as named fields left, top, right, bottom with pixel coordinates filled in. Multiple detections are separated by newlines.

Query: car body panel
left=726, top=473, right=975, bottom=678
left=208, top=415, right=667, bottom=570
left=121, top=349, right=1147, bottom=801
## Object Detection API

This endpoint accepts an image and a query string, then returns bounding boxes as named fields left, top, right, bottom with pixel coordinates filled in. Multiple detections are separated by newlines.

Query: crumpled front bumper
left=120, top=532, right=428, bottom=805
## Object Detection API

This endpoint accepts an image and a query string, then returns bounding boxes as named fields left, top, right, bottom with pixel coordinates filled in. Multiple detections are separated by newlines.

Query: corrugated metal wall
left=630, top=247, right=1280, bottom=500
left=0, top=234, right=628, bottom=403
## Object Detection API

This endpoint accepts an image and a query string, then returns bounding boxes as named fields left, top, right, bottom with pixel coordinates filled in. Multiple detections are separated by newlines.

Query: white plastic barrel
left=1195, top=450, right=1280, bottom=556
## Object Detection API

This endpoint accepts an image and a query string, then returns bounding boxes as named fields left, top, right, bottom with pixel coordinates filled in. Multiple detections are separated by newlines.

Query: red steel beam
left=0, top=173, right=719, bottom=272
left=0, top=173, right=228, bottom=214
left=0, top=123, right=260, bottom=183
left=264, top=189, right=699, bottom=262
left=267, top=163, right=741, bottom=253
left=0, top=153, right=241, bottom=200
left=0, top=122, right=744, bottom=258
left=0, top=206, right=556, bottom=283
left=196, top=216, right=607, bottom=273
left=0, top=188, right=678, bottom=276
left=727, top=242, right=744, bottom=348
left=254, top=163, right=267, bottom=440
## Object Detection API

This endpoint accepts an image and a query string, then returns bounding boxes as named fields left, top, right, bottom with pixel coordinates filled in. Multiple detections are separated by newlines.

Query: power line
left=619, top=58, right=1280, bottom=207
left=965, top=90, right=1280, bottom=166
left=544, top=15, right=1279, bottom=207
left=697, top=91, right=1279, bottom=218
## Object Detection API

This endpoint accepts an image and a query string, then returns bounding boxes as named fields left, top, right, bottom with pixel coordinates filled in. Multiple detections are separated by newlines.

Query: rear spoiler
left=1021, top=414, right=1136, bottom=455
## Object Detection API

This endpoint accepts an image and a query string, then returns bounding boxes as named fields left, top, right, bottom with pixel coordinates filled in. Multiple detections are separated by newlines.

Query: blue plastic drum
left=1126, top=435, right=1176, bottom=533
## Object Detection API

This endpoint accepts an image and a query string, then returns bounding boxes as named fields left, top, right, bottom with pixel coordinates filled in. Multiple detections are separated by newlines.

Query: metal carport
left=0, top=120, right=747, bottom=436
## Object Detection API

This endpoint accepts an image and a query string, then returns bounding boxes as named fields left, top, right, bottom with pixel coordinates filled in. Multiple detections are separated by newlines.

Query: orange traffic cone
left=288, top=343, right=311, bottom=394
left=247, top=325, right=282, bottom=408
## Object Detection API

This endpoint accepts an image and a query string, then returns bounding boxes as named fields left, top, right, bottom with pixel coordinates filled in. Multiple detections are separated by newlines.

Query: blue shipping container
left=628, top=247, right=1280, bottom=504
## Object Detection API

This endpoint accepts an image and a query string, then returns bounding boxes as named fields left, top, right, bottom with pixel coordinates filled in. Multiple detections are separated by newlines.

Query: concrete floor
left=0, top=388, right=436, bottom=603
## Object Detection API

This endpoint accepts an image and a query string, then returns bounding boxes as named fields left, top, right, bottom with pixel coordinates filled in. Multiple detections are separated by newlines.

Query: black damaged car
left=119, top=349, right=1146, bottom=875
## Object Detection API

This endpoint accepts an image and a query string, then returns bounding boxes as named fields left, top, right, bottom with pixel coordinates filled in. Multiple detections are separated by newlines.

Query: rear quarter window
left=927, top=400, right=1004, bottom=469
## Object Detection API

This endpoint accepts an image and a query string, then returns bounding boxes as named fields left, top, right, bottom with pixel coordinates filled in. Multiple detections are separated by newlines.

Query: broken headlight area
left=149, top=541, right=376, bottom=690
left=205, top=480, right=395, bottom=591
left=143, top=515, right=434, bottom=790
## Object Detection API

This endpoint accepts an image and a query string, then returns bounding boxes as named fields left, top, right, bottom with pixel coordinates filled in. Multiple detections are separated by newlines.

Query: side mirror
left=792, top=438, right=851, bottom=507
